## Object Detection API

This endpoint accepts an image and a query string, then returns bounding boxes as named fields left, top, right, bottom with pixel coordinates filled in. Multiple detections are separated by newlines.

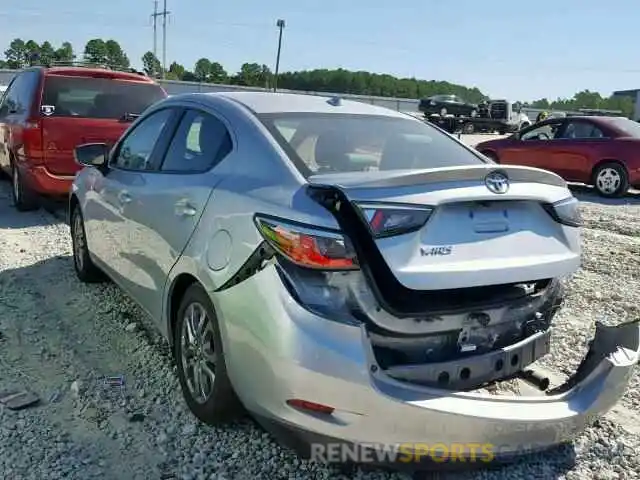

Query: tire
left=11, top=162, right=39, bottom=211
left=462, top=122, right=475, bottom=134
left=174, top=283, right=243, bottom=425
left=70, top=206, right=105, bottom=283
left=592, top=162, right=629, bottom=198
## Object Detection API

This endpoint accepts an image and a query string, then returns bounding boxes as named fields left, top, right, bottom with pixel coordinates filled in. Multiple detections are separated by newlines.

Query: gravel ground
left=0, top=179, right=639, bottom=480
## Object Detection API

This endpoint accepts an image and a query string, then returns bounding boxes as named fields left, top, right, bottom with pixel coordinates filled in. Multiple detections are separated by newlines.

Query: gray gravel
left=1, top=179, right=639, bottom=480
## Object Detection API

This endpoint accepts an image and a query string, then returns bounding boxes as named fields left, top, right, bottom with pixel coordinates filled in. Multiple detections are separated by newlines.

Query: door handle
left=174, top=198, right=197, bottom=217
left=117, top=191, right=132, bottom=204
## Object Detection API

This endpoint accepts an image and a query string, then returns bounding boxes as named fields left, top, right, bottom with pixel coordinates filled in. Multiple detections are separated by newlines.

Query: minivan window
left=259, top=113, right=487, bottom=177
left=41, top=76, right=166, bottom=120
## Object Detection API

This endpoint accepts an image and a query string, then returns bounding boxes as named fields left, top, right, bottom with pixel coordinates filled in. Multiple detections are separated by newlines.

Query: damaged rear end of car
left=244, top=163, right=639, bottom=466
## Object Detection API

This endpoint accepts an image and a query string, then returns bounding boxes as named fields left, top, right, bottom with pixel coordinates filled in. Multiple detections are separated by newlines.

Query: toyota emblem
left=484, top=171, right=509, bottom=194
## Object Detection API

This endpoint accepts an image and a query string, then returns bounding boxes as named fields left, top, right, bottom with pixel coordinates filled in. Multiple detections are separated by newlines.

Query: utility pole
left=151, top=0, right=170, bottom=78
left=273, top=19, right=285, bottom=92
left=150, top=0, right=159, bottom=58
left=274, top=19, right=286, bottom=92
left=162, top=0, right=169, bottom=78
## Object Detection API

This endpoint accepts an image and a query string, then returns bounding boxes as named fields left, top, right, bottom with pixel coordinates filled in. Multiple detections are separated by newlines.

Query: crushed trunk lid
left=307, top=164, right=581, bottom=297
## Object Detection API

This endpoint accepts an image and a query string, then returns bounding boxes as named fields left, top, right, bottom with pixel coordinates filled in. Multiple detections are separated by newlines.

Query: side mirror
left=74, top=143, right=109, bottom=169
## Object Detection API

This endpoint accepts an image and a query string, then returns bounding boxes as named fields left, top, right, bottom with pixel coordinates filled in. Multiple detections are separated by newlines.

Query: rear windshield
left=606, top=117, right=640, bottom=138
left=41, top=75, right=166, bottom=119
left=259, top=113, right=487, bottom=177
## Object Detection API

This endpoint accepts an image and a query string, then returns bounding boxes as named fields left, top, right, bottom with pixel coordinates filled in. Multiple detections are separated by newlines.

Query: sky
left=1, top=1, right=639, bottom=101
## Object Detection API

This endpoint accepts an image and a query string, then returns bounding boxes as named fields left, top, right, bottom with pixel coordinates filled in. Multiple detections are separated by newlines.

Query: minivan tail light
left=254, top=214, right=358, bottom=270
left=544, top=197, right=582, bottom=227
left=354, top=202, right=433, bottom=238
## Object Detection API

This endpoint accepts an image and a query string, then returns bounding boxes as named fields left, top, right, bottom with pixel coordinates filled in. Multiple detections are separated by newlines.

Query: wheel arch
left=166, top=273, right=201, bottom=349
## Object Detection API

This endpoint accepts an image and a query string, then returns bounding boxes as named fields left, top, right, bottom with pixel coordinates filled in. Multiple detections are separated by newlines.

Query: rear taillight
left=23, top=118, right=44, bottom=166
left=254, top=214, right=358, bottom=270
left=354, top=202, right=433, bottom=238
left=544, top=197, right=582, bottom=227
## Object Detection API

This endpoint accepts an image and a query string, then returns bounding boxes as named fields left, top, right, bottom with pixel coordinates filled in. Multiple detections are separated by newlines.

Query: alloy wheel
left=596, top=167, right=621, bottom=195
left=180, top=302, right=218, bottom=404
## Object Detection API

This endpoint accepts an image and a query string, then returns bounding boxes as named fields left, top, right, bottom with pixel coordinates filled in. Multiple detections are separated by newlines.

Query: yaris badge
left=484, top=171, right=509, bottom=194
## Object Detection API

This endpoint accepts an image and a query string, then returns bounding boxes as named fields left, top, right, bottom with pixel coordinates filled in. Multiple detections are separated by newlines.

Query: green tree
left=84, top=39, right=108, bottom=65
left=39, top=41, right=55, bottom=66
left=24, top=40, right=40, bottom=66
left=54, top=42, right=75, bottom=63
left=232, top=62, right=270, bottom=87
left=142, top=51, right=162, bottom=77
left=4, top=38, right=27, bottom=69
left=166, top=61, right=185, bottom=80
left=209, top=62, right=227, bottom=84
left=182, top=71, right=197, bottom=82
left=104, top=39, right=129, bottom=69
left=193, top=58, right=212, bottom=81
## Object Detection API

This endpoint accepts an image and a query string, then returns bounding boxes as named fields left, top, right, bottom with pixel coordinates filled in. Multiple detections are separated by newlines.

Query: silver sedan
left=69, top=92, right=639, bottom=468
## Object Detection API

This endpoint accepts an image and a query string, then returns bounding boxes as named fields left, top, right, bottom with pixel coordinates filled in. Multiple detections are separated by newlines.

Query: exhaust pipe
left=519, top=366, right=551, bottom=391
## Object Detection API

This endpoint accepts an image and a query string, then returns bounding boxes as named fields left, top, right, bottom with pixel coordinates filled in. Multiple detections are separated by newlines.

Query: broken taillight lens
left=354, top=202, right=433, bottom=238
left=254, top=214, right=358, bottom=270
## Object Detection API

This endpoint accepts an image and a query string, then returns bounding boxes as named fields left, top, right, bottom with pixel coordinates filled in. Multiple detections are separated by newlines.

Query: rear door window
left=41, top=75, right=166, bottom=120
left=561, top=121, right=605, bottom=139
left=160, top=109, right=232, bottom=173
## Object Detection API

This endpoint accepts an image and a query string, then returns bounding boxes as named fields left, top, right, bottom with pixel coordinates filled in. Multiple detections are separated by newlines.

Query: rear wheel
left=592, top=162, right=629, bottom=198
left=174, top=283, right=243, bottom=425
left=11, top=162, right=39, bottom=211
left=70, top=206, right=104, bottom=283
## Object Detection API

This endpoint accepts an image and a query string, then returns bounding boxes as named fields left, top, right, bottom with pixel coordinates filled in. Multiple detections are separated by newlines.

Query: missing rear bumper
left=383, top=329, right=551, bottom=390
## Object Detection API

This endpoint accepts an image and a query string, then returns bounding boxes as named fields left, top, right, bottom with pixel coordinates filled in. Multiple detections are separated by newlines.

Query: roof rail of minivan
left=44, top=60, right=148, bottom=77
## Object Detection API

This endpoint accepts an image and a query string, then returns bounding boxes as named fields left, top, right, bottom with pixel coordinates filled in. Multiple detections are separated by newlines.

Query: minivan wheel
left=174, top=284, right=243, bottom=425
left=70, top=207, right=104, bottom=283
left=593, top=162, right=629, bottom=198
left=11, top=163, right=39, bottom=211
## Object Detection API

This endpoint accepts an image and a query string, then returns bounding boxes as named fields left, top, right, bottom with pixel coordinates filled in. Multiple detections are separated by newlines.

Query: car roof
left=174, top=91, right=411, bottom=118
left=39, top=67, right=155, bottom=83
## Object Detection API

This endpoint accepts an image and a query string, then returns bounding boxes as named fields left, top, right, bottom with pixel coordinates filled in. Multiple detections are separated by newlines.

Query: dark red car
left=0, top=66, right=167, bottom=210
left=474, top=116, right=640, bottom=197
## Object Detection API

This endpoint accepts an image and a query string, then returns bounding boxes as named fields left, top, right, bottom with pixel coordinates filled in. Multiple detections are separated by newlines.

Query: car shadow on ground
left=570, top=184, right=640, bottom=205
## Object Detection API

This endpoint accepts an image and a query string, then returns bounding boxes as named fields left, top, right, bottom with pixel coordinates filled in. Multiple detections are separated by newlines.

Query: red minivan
left=0, top=66, right=167, bottom=210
